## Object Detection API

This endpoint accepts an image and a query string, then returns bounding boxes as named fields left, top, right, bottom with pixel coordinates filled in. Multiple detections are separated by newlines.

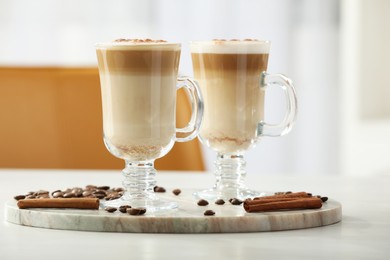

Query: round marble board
left=5, top=189, right=342, bottom=233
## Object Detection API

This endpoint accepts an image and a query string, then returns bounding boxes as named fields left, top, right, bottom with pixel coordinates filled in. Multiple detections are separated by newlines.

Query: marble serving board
left=5, top=190, right=342, bottom=233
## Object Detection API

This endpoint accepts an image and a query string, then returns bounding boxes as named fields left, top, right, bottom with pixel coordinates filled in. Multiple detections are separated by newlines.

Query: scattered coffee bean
left=52, top=191, right=64, bottom=198
left=113, top=187, right=124, bottom=192
left=63, top=192, right=76, bottom=198
left=197, top=199, right=209, bottom=206
left=119, top=205, right=131, bottom=213
left=34, top=190, right=49, bottom=196
left=82, top=191, right=92, bottom=197
left=321, top=196, right=328, bottom=202
left=104, top=207, right=117, bottom=213
left=71, top=188, right=83, bottom=197
left=51, top=190, right=61, bottom=196
left=97, top=186, right=110, bottom=191
left=127, top=207, right=146, bottom=216
left=172, top=189, right=181, bottom=196
left=153, top=186, right=166, bottom=193
left=94, top=193, right=106, bottom=199
left=85, top=185, right=97, bottom=190
left=105, top=193, right=121, bottom=201
left=215, top=199, right=225, bottom=205
left=14, top=195, right=26, bottom=201
left=230, top=198, right=243, bottom=205
left=37, top=194, right=50, bottom=199
left=93, top=190, right=106, bottom=195
left=14, top=184, right=126, bottom=203
left=204, top=210, right=215, bottom=216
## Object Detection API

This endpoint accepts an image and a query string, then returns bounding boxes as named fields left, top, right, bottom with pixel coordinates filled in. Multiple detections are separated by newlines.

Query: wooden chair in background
left=0, top=67, right=204, bottom=171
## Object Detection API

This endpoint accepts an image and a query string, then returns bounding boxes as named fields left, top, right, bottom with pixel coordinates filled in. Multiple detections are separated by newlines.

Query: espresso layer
left=192, top=53, right=268, bottom=72
left=96, top=49, right=180, bottom=74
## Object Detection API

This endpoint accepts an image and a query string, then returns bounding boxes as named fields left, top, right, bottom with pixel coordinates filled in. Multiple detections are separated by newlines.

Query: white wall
left=1, top=0, right=370, bottom=176
left=339, top=0, right=390, bottom=176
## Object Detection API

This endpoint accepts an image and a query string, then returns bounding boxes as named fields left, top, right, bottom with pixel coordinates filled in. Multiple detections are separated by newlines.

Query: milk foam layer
left=190, top=40, right=270, bottom=54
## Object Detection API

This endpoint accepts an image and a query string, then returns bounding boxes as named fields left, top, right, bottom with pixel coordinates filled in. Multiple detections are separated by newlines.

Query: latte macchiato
left=191, top=40, right=269, bottom=153
left=96, top=39, right=181, bottom=161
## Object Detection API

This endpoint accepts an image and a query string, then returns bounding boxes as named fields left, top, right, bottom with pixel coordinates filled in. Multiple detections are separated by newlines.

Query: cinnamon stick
left=244, top=197, right=322, bottom=213
left=253, top=191, right=311, bottom=200
left=17, top=198, right=100, bottom=209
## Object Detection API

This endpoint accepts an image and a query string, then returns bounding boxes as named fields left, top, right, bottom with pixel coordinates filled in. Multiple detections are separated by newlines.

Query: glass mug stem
left=194, top=153, right=263, bottom=200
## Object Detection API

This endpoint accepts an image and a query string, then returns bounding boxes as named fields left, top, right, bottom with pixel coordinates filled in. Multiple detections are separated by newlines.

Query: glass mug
left=96, top=40, right=203, bottom=211
left=190, top=40, right=297, bottom=200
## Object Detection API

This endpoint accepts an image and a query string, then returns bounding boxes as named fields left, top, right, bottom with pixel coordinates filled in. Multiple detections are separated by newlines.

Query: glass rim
left=189, top=40, right=271, bottom=45
left=95, top=42, right=181, bottom=48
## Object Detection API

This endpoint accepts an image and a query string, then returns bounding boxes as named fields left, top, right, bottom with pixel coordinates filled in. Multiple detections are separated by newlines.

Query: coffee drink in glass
left=191, top=39, right=297, bottom=200
left=96, top=39, right=203, bottom=211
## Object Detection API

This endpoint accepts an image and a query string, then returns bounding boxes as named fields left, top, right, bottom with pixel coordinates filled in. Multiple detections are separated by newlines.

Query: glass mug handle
left=258, top=72, right=298, bottom=137
left=175, top=77, right=204, bottom=142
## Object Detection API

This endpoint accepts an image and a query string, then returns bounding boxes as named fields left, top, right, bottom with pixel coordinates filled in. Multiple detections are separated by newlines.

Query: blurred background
left=0, top=0, right=389, bottom=176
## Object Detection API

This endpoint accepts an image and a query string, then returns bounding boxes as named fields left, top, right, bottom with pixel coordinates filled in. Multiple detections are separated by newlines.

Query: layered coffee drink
left=96, top=39, right=181, bottom=161
left=191, top=40, right=269, bottom=153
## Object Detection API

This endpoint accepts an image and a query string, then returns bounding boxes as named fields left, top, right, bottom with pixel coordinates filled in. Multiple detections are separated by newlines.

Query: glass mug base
left=100, top=161, right=178, bottom=213
left=193, top=154, right=265, bottom=201
left=193, top=187, right=264, bottom=201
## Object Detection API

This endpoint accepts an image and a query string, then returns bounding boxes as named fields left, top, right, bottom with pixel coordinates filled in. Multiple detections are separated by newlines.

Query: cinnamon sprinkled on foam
left=212, top=38, right=260, bottom=42
left=190, top=39, right=270, bottom=54
left=113, top=38, right=167, bottom=43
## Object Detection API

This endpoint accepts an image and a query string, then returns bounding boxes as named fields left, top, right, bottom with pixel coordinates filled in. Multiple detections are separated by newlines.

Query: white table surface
left=0, top=169, right=389, bottom=260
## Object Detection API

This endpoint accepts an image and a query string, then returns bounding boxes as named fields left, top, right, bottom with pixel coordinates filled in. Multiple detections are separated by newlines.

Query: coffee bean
left=204, top=210, right=215, bottom=216
left=153, top=186, right=166, bottom=193
left=172, top=189, right=181, bottom=196
left=14, top=195, right=26, bottom=201
left=113, top=187, right=124, bottom=192
left=230, top=198, right=243, bottom=205
left=64, top=188, right=72, bottom=193
left=97, top=186, right=110, bottom=191
left=104, top=207, right=117, bottom=213
left=93, top=190, right=107, bottom=195
left=52, top=191, right=64, bottom=198
left=119, top=205, right=131, bottom=213
left=63, top=192, right=76, bottom=198
left=37, top=194, right=50, bottom=199
left=51, top=190, right=62, bottom=196
left=105, top=193, right=121, bottom=201
left=127, top=207, right=146, bottom=216
left=215, top=199, right=225, bottom=205
left=34, top=190, right=49, bottom=196
left=71, top=188, right=83, bottom=197
left=94, top=193, right=105, bottom=199
left=25, top=195, right=36, bottom=199
left=82, top=191, right=92, bottom=197
left=85, top=185, right=97, bottom=190
left=321, top=196, right=328, bottom=202
left=197, top=199, right=209, bottom=206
